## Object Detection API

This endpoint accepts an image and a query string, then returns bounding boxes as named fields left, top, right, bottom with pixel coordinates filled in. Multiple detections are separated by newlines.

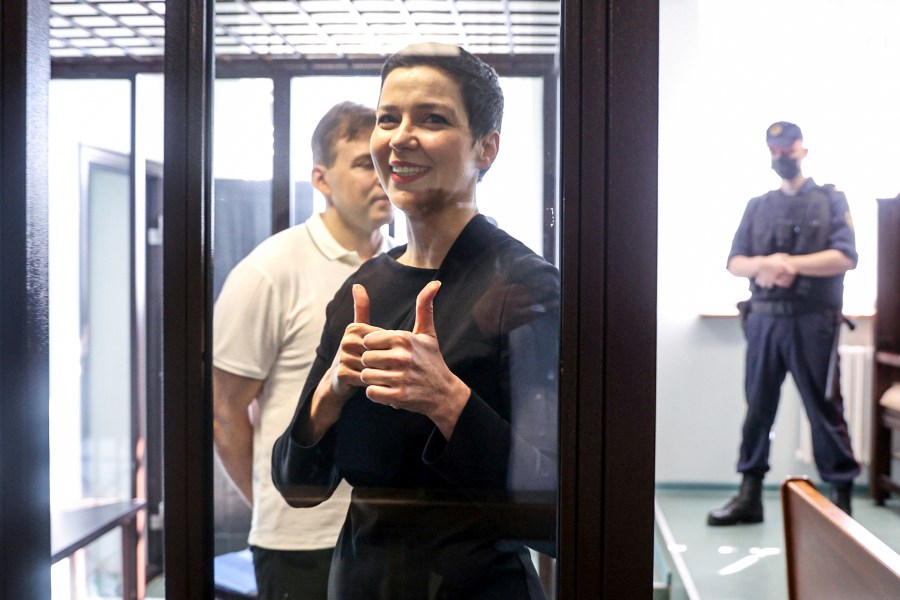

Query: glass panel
left=476, top=76, right=547, bottom=255
left=213, top=5, right=561, bottom=600
left=134, top=72, right=165, bottom=590
left=84, top=163, right=133, bottom=500
left=290, top=76, right=382, bottom=227
left=210, top=77, right=275, bottom=571
left=48, top=79, right=135, bottom=599
left=213, top=78, right=275, bottom=298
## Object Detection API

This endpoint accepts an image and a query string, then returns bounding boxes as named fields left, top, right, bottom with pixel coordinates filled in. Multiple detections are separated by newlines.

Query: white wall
left=656, top=0, right=899, bottom=484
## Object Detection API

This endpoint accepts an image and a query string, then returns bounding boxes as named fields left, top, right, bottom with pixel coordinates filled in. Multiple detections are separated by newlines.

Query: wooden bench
left=781, top=477, right=900, bottom=599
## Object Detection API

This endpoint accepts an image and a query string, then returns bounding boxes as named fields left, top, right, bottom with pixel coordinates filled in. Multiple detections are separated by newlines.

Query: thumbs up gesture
left=306, top=283, right=383, bottom=443
left=360, top=280, right=471, bottom=440
left=325, top=283, right=383, bottom=399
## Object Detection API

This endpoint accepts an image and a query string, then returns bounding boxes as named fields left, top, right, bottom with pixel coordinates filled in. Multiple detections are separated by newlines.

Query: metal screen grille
left=50, top=0, right=561, bottom=62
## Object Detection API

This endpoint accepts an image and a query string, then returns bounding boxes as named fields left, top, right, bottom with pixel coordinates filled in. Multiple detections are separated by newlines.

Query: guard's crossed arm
left=728, top=253, right=797, bottom=289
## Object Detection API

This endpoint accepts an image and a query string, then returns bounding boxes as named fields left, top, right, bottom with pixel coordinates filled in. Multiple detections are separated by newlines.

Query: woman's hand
left=304, top=284, right=382, bottom=443
left=327, top=284, right=383, bottom=398
left=359, top=281, right=471, bottom=440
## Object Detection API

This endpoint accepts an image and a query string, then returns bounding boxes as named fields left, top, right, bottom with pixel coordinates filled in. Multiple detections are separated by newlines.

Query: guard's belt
left=749, top=300, right=834, bottom=316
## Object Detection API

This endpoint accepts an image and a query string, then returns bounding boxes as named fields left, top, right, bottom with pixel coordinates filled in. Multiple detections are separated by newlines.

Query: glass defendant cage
left=1, top=1, right=658, bottom=598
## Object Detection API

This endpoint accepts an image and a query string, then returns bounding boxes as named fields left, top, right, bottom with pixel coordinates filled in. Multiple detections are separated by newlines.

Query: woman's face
left=371, top=65, right=496, bottom=217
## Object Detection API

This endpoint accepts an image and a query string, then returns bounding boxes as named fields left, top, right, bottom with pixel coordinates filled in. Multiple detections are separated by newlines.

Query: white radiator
left=797, top=345, right=873, bottom=465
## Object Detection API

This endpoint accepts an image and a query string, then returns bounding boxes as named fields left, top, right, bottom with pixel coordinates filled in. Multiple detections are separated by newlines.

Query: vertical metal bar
left=0, top=0, right=50, bottom=598
left=558, top=0, right=658, bottom=597
left=542, top=71, right=559, bottom=265
left=601, top=0, right=658, bottom=596
left=557, top=0, right=586, bottom=595
left=129, top=73, right=149, bottom=600
left=272, top=72, right=292, bottom=232
left=122, top=515, right=139, bottom=600
left=0, top=1, right=51, bottom=598
left=163, top=0, right=216, bottom=597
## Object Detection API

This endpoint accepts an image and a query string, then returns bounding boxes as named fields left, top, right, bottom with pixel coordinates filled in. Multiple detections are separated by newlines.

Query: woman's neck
left=399, top=207, right=478, bottom=269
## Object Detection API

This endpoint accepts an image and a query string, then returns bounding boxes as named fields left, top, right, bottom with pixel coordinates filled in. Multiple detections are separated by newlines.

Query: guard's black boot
left=707, top=475, right=764, bottom=526
left=830, top=483, right=852, bottom=516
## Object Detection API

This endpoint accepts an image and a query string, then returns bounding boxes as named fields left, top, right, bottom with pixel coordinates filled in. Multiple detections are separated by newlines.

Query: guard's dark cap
left=766, top=121, right=802, bottom=149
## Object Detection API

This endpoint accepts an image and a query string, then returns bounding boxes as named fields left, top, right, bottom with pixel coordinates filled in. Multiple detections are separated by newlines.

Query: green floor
left=148, top=488, right=900, bottom=600
left=655, top=486, right=900, bottom=600
left=146, top=576, right=164, bottom=598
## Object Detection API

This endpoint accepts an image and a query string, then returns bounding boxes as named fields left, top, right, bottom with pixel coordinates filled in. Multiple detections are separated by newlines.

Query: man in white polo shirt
left=213, top=102, right=393, bottom=599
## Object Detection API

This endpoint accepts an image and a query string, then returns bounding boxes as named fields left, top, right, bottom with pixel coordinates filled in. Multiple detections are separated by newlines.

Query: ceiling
left=49, top=0, right=561, bottom=64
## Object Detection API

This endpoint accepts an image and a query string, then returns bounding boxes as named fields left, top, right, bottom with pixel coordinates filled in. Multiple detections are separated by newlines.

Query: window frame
left=1, top=0, right=660, bottom=597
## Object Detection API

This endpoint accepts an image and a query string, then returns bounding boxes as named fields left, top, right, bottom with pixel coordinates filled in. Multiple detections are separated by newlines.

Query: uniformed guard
left=708, top=121, right=859, bottom=526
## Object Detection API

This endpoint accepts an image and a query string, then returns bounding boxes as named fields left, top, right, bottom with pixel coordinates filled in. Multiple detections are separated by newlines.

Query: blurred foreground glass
left=211, top=2, right=561, bottom=598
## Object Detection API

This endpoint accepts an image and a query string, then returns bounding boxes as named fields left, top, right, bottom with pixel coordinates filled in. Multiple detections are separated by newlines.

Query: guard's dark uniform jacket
left=727, top=178, right=859, bottom=485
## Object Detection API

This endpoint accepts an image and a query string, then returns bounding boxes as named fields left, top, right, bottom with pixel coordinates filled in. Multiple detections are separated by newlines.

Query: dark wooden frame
left=0, top=1, right=51, bottom=599
left=162, top=0, right=216, bottom=598
left=871, top=196, right=900, bottom=503
left=558, top=1, right=659, bottom=597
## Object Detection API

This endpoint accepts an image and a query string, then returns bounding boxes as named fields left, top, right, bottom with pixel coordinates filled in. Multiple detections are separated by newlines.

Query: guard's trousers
left=737, top=309, right=859, bottom=485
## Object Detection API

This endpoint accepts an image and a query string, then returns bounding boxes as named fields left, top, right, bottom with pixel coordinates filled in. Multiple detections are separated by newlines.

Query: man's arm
left=728, top=249, right=854, bottom=289
left=213, top=366, right=264, bottom=506
left=784, top=249, right=855, bottom=277
left=727, top=255, right=768, bottom=279
left=728, top=253, right=796, bottom=289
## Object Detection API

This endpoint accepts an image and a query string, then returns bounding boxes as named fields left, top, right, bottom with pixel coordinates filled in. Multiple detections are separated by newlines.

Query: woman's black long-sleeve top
left=272, top=215, right=559, bottom=600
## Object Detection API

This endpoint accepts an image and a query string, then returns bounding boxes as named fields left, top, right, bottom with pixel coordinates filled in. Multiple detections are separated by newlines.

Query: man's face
left=316, top=135, right=393, bottom=234
left=768, top=139, right=807, bottom=161
left=768, top=139, right=808, bottom=180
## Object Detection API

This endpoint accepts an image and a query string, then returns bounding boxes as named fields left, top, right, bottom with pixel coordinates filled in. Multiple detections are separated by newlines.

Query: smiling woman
left=371, top=63, right=499, bottom=234
left=272, top=44, right=560, bottom=600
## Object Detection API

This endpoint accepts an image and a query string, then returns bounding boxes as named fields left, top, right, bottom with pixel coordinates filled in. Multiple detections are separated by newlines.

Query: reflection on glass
left=84, top=163, right=133, bottom=500
left=290, top=76, right=382, bottom=227
left=213, top=78, right=275, bottom=298
left=213, top=4, right=561, bottom=599
left=48, top=79, right=136, bottom=599
left=210, top=79, right=276, bottom=592
left=271, top=45, right=559, bottom=599
left=134, top=73, right=165, bottom=589
left=290, top=75, right=546, bottom=252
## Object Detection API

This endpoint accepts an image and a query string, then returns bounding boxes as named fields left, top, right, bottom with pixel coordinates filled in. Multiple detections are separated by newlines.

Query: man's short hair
left=311, top=102, right=376, bottom=167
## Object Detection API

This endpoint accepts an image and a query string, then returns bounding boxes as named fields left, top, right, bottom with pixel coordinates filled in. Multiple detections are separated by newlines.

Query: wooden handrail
left=781, top=477, right=900, bottom=599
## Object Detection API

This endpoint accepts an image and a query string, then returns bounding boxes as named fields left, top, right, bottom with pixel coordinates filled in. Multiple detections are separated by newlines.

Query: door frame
left=162, top=0, right=659, bottom=597
left=0, top=1, right=52, bottom=599
left=0, top=0, right=659, bottom=596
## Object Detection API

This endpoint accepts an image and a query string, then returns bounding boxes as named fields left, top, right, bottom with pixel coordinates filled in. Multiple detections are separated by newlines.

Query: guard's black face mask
left=772, top=155, right=800, bottom=180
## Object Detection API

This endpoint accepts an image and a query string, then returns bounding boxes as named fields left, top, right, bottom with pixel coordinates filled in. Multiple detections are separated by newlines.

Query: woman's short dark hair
left=380, top=43, right=504, bottom=141
left=311, top=101, right=376, bottom=167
